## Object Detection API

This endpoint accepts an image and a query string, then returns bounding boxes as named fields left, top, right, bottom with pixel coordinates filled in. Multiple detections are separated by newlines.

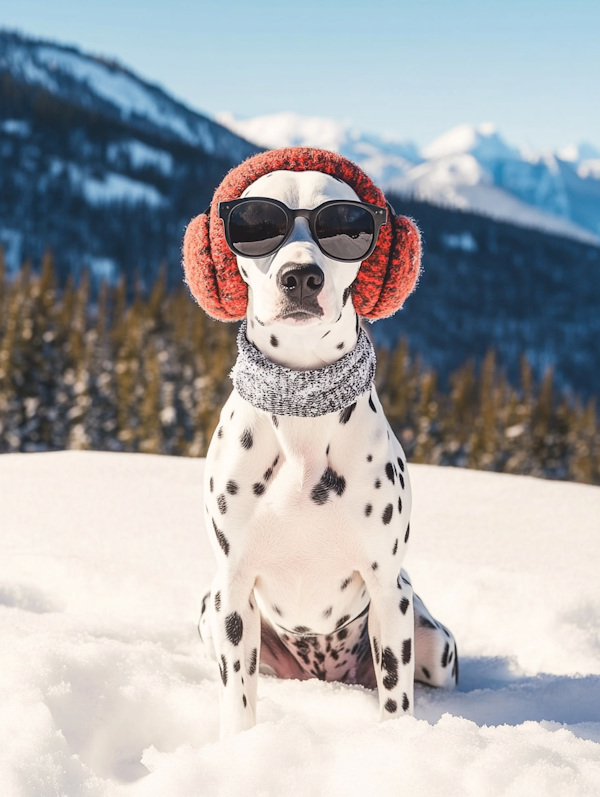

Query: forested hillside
left=1, top=257, right=597, bottom=485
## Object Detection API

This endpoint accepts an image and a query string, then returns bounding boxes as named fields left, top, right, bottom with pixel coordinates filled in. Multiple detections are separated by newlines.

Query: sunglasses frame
left=218, top=197, right=388, bottom=262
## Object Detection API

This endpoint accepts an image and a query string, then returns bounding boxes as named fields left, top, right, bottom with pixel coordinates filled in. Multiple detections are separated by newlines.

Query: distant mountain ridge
left=218, top=113, right=600, bottom=246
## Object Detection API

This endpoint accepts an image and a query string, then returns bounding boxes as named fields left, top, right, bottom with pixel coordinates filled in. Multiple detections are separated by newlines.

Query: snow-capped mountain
left=0, top=30, right=259, bottom=281
left=218, top=114, right=600, bottom=245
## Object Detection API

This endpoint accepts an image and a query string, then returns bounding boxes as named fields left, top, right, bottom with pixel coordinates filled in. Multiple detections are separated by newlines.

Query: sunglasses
left=218, top=198, right=388, bottom=262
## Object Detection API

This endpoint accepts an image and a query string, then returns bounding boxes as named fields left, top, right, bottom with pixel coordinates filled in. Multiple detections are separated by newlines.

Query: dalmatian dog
left=196, top=168, right=458, bottom=737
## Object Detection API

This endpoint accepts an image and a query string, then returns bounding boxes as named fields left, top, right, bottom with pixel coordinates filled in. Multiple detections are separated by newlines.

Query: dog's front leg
left=365, top=571, right=415, bottom=720
left=209, top=570, right=260, bottom=737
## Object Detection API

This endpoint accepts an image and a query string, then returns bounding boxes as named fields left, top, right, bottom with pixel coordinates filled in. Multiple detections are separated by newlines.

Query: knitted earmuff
left=182, top=147, right=421, bottom=321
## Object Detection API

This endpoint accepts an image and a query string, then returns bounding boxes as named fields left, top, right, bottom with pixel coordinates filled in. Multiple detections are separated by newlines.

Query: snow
left=0, top=119, right=30, bottom=137
left=73, top=169, right=164, bottom=207
left=421, top=123, right=518, bottom=163
left=578, top=160, right=600, bottom=180
left=107, top=141, right=173, bottom=176
left=391, top=155, right=599, bottom=243
left=1, top=451, right=600, bottom=795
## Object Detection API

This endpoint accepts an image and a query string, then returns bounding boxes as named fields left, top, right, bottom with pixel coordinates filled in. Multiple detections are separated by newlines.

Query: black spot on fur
left=404, top=523, right=410, bottom=543
left=402, top=638, right=412, bottom=665
left=339, top=402, right=356, bottom=425
left=397, top=457, right=405, bottom=472
left=226, top=480, right=238, bottom=495
left=384, top=698, right=397, bottom=713
left=382, top=504, right=393, bottom=525
left=375, top=479, right=381, bottom=489
left=402, top=693, right=410, bottom=712
left=272, top=415, right=279, bottom=428
left=233, top=660, right=240, bottom=672
left=342, top=286, right=351, bottom=306
left=368, top=395, right=377, bottom=412
left=336, top=615, right=351, bottom=629
left=449, top=650, right=454, bottom=664
left=355, top=315, right=359, bottom=334
left=399, top=472, right=405, bottom=490
left=336, top=342, right=345, bottom=350
left=399, top=597, right=410, bottom=615
left=217, top=494, right=227, bottom=514
left=212, top=518, right=230, bottom=556
left=248, top=648, right=257, bottom=676
left=214, top=590, right=221, bottom=612
left=270, top=334, right=279, bottom=347
left=253, top=482, right=265, bottom=496
left=441, top=642, right=450, bottom=667
left=225, top=612, right=243, bottom=646
left=242, top=694, right=247, bottom=708
left=340, top=575, right=353, bottom=591
left=311, top=467, right=346, bottom=505
left=322, top=330, right=331, bottom=338
left=419, top=616, right=437, bottom=630
left=371, top=561, right=378, bottom=570
left=241, top=267, right=248, bottom=279
left=217, top=426, right=224, bottom=439
left=372, top=637, right=380, bottom=664
left=398, top=495, right=403, bottom=514
left=293, top=626, right=311, bottom=634
left=230, top=411, right=234, bottom=420
left=422, top=666, right=431, bottom=680
left=249, top=316, right=254, bottom=327
left=255, top=315, right=265, bottom=326
left=209, top=477, right=214, bottom=493
left=392, top=538, right=399, bottom=556
left=365, top=503, right=373, bottom=517
left=219, top=655, right=228, bottom=686
left=337, top=628, right=348, bottom=641
left=385, top=462, right=395, bottom=485
left=240, top=429, right=253, bottom=449
left=367, top=454, right=373, bottom=462
left=382, top=647, right=399, bottom=690
left=323, top=606, right=333, bottom=619
left=273, top=604, right=283, bottom=616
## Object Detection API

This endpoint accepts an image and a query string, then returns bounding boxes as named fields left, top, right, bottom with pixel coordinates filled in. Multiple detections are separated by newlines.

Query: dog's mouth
left=276, top=305, right=323, bottom=324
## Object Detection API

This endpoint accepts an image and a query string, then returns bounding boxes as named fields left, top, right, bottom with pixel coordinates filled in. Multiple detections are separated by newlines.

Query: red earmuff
left=182, top=147, right=421, bottom=322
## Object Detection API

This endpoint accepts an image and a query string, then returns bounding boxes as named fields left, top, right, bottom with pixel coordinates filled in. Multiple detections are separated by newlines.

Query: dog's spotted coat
left=197, top=170, right=458, bottom=737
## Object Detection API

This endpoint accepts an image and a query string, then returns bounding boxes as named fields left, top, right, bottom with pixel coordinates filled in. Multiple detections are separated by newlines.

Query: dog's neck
left=245, top=296, right=359, bottom=371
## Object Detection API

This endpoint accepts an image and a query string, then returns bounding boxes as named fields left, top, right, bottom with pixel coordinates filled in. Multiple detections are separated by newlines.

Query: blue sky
left=2, top=0, right=598, bottom=150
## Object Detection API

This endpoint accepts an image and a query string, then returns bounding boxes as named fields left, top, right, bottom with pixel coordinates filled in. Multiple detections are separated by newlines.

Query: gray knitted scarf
left=231, top=320, right=376, bottom=418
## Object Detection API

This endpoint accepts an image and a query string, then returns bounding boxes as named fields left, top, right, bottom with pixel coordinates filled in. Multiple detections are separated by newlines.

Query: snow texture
left=1, top=451, right=599, bottom=795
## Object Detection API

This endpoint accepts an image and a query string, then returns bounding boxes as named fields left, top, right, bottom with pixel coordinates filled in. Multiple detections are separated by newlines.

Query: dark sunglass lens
left=229, top=201, right=287, bottom=257
left=316, top=204, right=375, bottom=260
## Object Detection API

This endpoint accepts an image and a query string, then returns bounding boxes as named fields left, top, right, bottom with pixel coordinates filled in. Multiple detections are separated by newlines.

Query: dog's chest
left=205, top=388, right=411, bottom=634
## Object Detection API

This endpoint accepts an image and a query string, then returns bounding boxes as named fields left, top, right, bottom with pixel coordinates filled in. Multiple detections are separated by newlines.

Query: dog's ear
left=352, top=211, right=421, bottom=321
left=182, top=209, right=248, bottom=322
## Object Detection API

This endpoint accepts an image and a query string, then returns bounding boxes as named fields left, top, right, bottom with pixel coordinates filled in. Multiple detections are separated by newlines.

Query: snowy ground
left=1, top=451, right=599, bottom=796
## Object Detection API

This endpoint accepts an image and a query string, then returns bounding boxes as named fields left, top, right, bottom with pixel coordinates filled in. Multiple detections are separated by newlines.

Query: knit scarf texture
left=231, top=320, right=376, bottom=418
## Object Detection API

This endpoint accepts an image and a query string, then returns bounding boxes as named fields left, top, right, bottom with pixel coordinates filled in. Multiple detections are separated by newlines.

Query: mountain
left=0, top=30, right=259, bottom=284
left=1, top=30, right=599, bottom=398
left=219, top=114, right=600, bottom=245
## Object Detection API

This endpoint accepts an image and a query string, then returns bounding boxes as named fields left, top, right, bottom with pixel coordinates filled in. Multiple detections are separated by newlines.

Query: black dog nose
left=277, top=264, right=324, bottom=301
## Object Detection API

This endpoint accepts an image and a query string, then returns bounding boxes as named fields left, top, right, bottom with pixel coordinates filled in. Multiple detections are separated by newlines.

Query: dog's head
left=182, top=147, right=422, bottom=323
left=231, top=170, right=367, bottom=327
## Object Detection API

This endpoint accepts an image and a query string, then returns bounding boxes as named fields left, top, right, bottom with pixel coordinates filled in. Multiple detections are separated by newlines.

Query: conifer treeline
left=0, top=256, right=598, bottom=485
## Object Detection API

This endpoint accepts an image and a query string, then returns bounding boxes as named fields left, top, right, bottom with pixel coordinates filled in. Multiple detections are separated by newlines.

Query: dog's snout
left=277, top=264, right=324, bottom=301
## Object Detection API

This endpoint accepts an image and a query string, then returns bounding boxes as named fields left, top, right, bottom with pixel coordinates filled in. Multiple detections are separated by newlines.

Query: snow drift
left=1, top=451, right=599, bottom=795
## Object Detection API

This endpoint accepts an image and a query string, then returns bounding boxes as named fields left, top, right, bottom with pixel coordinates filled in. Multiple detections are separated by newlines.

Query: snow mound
left=1, top=452, right=599, bottom=796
